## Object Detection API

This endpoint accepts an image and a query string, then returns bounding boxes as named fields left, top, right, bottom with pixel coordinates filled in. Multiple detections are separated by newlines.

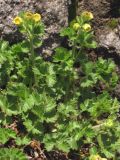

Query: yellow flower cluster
left=90, top=154, right=107, bottom=160
left=25, top=12, right=41, bottom=22
left=72, top=11, right=93, bottom=32
left=13, top=12, right=41, bottom=25
left=82, top=11, right=94, bottom=20
left=73, top=23, right=91, bottom=32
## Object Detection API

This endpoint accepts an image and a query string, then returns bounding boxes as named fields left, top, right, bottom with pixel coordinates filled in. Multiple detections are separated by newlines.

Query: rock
left=0, top=0, right=68, bottom=55
left=99, top=28, right=120, bottom=55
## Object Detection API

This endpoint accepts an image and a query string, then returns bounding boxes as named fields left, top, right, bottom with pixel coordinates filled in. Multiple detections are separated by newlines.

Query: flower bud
left=25, top=12, right=33, bottom=19
left=82, top=11, right=94, bottom=20
left=13, top=16, right=23, bottom=25
left=73, top=23, right=81, bottom=31
left=82, top=23, right=91, bottom=32
left=33, top=13, right=41, bottom=22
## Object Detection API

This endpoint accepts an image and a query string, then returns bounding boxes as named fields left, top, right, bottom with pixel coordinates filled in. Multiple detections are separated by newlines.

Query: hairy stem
left=29, top=37, right=35, bottom=89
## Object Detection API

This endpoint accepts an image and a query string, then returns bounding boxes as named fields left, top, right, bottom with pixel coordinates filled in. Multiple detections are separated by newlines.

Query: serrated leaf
left=0, top=41, right=9, bottom=52
left=102, top=149, right=114, bottom=158
left=16, top=136, right=30, bottom=146
left=33, top=23, right=44, bottom=35
left=57, top=141, right=70, bottom=152
left=0, top=148, right=27, bottom=160
left=12, top=41, right=29, bottom=53
left=0, top=128, right=16, bottom=144
left=33, top=37, right=42, bottom=48
left=85, top=41, right=97, bottom=49
left=23, top=119, right=40, bottom=135
left=54, top=47, right=71, bottom=62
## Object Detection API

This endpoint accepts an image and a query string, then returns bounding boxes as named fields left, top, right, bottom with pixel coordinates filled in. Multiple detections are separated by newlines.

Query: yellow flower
left=13, top=16, right=22, bottom=25
left=73, top=23, right=81, bottom=31
left=101, top=158, right=107, bottom=160
left=82, top=23, right=91, bottom=32
left=82, top=11, right=94, bottom=20
left=104, top=119, right=113, bottom=127
left=90, top=154, right=102, bottom=160
left=25, top=12, right=33, bottom=19
left=32, top=13, right=41, bottom=22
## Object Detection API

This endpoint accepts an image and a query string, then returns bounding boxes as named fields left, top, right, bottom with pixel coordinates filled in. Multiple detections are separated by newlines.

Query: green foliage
left=0, top=11, right=119, bottom=159
left=0, top=148, right=27, bottom=160
left=0, top=128, right=16, bottom=144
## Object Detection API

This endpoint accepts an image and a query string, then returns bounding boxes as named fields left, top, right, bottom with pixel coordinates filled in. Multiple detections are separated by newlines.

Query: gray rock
left=99, top=28, right=120, bottom=55
left=0, top=0, right=68, bottom=55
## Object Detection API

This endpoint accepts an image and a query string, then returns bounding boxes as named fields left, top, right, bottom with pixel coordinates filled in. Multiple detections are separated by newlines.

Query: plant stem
left=72, top=42, right=76, bottom=60
left=29, top=37, right=35, bottom=90
left=30, top=38, right=35, bottom=64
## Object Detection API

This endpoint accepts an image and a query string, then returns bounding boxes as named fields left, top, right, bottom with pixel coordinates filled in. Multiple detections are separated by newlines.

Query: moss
left=106, top=19, right=119, bottom=29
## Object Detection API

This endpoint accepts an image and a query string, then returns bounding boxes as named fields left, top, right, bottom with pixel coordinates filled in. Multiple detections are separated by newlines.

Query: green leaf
left=12, top=41, right=29, bottom=53
left=0, top=148, right=27, bottom=160
left=81, top=78, right=94, bottom=87
left=32, top=93, right=56, bottom=122
left=32, top=66, right=41, bottom=76
left=85, top=41, right=97, bottom=48
left=57, top=141, right=70, bottom=152
left=16, top=136, right=30, bottom=146
left=0, top=128, right=16, bottom=144
left=22, top=94, right=35, bottom=112
left=33, top=37, right=42, bottom=48
left=53, top=47, right=71, bottom=62
left=33, top=23, right=44, bottom=35
left=23, top=119, right=40, bottom=135
left=89, top=146, right=98, bottom=155
left=0, top=95, right=18, bottom=116
left=102, top=149, right=114, bottom=158
left=68, top=138, right=78, bottom=150
left=7, top=83, right=29, bottom=99
left=21, top=41, right=30, bottom=53
left=0, top=41, right=9, bottom=52
left=43, top=134, right=55, bottom=151
left=60, top=27, right=75, bottom=38
left=46, top=64, right=56, bottom=87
